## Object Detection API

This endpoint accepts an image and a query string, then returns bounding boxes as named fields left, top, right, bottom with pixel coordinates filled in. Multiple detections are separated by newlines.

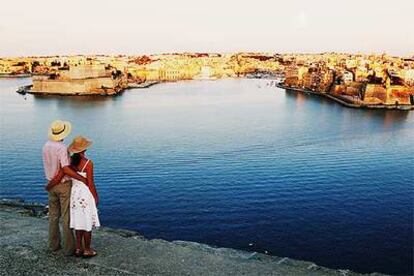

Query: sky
left=0, top=0, right=413, bottom=57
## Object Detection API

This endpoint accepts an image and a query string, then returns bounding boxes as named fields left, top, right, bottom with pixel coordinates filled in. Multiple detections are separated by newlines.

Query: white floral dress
left=70, top=160, right=100, bottom=231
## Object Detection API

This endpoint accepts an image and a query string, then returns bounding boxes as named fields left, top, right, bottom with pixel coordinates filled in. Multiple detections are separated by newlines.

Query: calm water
left=0, top=78, right=413, bottom=275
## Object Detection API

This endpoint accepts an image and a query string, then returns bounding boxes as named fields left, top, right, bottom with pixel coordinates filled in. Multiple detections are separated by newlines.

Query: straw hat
left=48, top=120, right=72, bottom=141
left=68, top=135, right=92, bottom=153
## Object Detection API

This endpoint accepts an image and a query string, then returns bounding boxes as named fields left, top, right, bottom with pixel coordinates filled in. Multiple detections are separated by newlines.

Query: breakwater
left=127, top=81, right=160, bottom=89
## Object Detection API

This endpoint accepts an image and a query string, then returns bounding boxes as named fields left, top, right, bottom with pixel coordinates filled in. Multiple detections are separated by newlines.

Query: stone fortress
left=31, top=64, right=126, bottom=95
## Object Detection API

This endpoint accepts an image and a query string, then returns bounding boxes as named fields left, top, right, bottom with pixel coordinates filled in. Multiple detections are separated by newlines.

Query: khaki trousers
left=48, top=180, right=75, bottom=255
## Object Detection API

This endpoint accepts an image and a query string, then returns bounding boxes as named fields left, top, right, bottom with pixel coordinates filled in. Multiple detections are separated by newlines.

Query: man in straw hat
left=43, top=120, right=88, bottom=256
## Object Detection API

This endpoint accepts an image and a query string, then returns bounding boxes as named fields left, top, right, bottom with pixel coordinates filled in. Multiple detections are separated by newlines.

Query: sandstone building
left=31, top=65, right=127, bottom=95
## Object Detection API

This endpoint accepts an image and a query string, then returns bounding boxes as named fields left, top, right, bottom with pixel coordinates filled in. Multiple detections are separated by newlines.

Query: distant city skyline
left=1, top=0, right=413, bottom=57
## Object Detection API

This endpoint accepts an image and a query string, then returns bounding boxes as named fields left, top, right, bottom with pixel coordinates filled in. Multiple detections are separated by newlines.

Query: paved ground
left=0, top=203, right=385, bottom=276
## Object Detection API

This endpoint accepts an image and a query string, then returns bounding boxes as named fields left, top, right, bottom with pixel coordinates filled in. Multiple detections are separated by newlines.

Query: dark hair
left=71, top=153, right=82, bottom=167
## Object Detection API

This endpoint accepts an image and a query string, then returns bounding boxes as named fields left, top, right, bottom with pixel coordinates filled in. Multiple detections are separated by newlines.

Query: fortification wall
left=31, top=77, right=118, bottom=94
left=364, top=84, right=387, bottom=104
left=386, top=86, right=412, bottom=105
left=59, top=65, right=108, bottom=79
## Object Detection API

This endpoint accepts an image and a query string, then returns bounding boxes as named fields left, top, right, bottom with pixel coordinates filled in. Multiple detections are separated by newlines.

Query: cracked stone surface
left=0, top=204, right=386, bottom=276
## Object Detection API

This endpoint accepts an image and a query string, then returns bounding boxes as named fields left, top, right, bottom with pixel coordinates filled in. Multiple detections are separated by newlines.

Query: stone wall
left=364, top=84, right=387, bottom=104
left=386, top=86, right=412, bottom=105
left=59, top=65, right=109, bottom=80
left=31, top=77, right=120, bottom=95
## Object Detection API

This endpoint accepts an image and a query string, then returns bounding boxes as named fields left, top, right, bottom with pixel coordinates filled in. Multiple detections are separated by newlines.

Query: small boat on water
left=16, top=85, right=32, bottom=95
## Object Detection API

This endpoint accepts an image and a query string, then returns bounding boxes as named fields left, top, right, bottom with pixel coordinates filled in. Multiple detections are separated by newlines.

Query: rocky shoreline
left=0, top=199, right=386, bottom=276
left=276, top=84, right=414, bottom=110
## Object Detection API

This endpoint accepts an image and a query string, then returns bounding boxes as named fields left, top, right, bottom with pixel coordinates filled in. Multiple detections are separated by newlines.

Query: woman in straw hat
left=50, top=135, right=100, bottom=257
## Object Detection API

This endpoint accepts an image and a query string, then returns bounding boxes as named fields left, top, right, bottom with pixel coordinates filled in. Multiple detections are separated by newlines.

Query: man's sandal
left=83, top=249, right=97, bottom=258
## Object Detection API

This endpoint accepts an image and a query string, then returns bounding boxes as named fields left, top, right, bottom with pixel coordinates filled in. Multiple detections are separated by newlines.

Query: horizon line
left=1, top=50, right=413, bottom=59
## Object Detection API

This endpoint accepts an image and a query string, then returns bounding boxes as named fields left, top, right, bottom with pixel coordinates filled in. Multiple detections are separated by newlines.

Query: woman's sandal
left=74, top=249, right=83, bottom=257
left=82, top=249, right=97, bottom=258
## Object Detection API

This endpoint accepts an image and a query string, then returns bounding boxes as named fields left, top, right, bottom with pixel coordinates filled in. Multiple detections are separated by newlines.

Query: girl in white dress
left=68, top=136, right=100, bottom=257
left=47, top=135, right=100, bottom=257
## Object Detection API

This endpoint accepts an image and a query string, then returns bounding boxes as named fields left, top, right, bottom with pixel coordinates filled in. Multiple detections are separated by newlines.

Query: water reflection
left=32, top=94, right=118, bottom=109
left=361, top=109, right=409, bottom=128
left=284, top=89, right=335, bottom=108
left=282, top=88, right=409, bottom=129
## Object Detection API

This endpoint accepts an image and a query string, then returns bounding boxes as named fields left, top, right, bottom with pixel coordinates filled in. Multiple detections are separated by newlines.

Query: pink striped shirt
left=42, top=140, right=70, bottom=181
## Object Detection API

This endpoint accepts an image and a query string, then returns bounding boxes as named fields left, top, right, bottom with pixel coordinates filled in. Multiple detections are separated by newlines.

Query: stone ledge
left=0, top=202, right=386, bottom=276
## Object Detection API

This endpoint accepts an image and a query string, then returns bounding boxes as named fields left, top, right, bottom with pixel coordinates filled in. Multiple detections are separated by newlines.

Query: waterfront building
left=31, top=64, right=127, bottom=95
left=284, top=66, right=299, bottom=87
left=195, top=66, right=216, bottom=80
left=405, top=69, right=414, bottom=86
left=0, top=59, right=30, bottom=75
left=343, top=71, right=354, bottom=84
left=159, top=68, right=183, bottom=81
left=144, top=69, right=161, bottom=81
left=385, top=85, right=413, bottom=105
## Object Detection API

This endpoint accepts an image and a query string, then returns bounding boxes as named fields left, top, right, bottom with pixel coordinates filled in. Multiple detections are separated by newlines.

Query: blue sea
left=0, top=78, right=413, bottom=275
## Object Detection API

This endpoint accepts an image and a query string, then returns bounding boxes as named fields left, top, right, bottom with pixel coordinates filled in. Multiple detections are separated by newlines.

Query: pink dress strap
left=81, top=159, right=90, bottom=173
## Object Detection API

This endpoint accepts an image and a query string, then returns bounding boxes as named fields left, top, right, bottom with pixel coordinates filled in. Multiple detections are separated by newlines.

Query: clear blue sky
left=0, top=0, right=413, bottom=57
